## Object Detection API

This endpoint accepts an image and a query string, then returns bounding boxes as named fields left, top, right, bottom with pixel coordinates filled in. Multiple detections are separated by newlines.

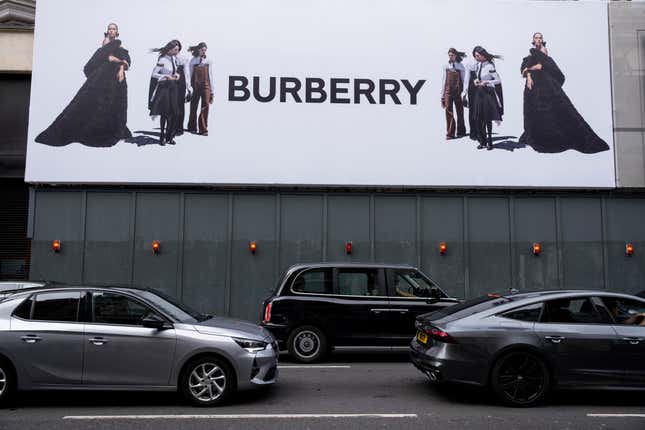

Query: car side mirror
left=431, top=288, right=443, bottom=299
left=142, top=313, right=170, bottom=330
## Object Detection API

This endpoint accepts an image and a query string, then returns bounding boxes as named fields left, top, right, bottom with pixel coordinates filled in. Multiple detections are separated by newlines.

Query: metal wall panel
left=467, top=197, right=511, bottom=296
left=374, top=196, right=417, bottom=264
left=326, top=195, right=370, bottom=262
left=605, top=198, right=645, bottom=294
left=559, top=198, right=604, bottom=289
left=230, top=195, right=276, bottom=321
left=420, top=197, right=465, bottom=299
left=181, top=194, right=229, bottom=315
left=512, top=198, right=559, bottom=291
left=83, top=192, right=131, bottom=285
left=279, top=195, right=323, bottom=274
left=132, top=193, right=181, bottom=298
left=30, top=191, right=83, bottom=283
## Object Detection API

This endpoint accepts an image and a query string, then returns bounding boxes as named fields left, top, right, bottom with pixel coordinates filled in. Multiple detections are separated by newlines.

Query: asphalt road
left=1, top=352, right=644, bottom=430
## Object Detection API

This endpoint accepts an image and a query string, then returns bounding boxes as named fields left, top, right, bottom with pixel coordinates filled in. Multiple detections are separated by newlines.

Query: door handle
left=370, top=309, right=389, bottom=314
left=621, top=337, right=642, bottom=345
left=21, top=335, right=42, bottom=343
left=397, top=309, right=409, bottom=314
left=544, top=335, right=565, bottom=344
left=88, top=337, right=109, bottom=346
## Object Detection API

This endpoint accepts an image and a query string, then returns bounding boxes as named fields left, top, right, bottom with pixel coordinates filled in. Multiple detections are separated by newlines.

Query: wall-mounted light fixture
left=152, top=240, right=160, bottom=255
left=626, top=242, right=634, bottom=257
left=439, top=242, right=447, bottom=255
left=52, top=239, right=61, bottom=253
left=532, top=242, right=541, bottom=256
left=345, top=241, right=353, bottom=255
left=250, top=241, right=258, bottom=255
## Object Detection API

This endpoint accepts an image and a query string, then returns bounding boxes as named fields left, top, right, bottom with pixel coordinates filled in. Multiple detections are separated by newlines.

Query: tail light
left=424, top=326, right=457, bottom=343
left=263, top=302, right=272, bottom=323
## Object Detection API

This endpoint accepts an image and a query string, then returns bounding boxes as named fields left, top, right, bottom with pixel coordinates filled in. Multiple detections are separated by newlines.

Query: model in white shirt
left=187, top=42, right=214, bottom=135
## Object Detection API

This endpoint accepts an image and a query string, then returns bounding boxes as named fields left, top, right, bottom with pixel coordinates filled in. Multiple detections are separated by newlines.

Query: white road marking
left=587, top=414, right=645, bottom=418
left=63, top=413, right=417, bottom=420
left=277, top=365, right=351, bottom=369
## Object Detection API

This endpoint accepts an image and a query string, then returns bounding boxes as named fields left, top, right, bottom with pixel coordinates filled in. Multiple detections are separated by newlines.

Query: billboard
left=25, top=0, right=615, bottom=188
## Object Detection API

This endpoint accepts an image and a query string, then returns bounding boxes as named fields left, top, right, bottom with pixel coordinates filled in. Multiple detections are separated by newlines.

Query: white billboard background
left=26, top=0, right=615, bottom=187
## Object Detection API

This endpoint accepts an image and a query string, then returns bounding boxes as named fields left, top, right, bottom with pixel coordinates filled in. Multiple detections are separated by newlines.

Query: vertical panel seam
left=128, top=192, right=137, bottom=286
left=177, top=192, right=186, bottom=300
left=509, top=196, right=516, bottom=291
left=555, top=196, right=563, bottom=289
left=416, top=194, right=421, bottom=269
left=275, top=193, right=281, bottom=286
left=600, top=196, right=609, bottom=290
left=80, top=191, right=87, bottom=284
left=370, top=194, right=375, bottom=262
left=463, top=196, right=469, bottom=299
left=224, top=193, right=233, bottom=316
left=322, top=194, right=328, bottom=261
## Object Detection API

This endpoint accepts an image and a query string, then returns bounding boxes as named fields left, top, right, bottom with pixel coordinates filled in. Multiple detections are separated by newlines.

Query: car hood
left=193, top=316, right=272, bottom=342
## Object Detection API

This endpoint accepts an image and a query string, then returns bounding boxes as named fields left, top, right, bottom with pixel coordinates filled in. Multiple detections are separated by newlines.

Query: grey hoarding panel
left=374, top=196, right=416, bottom=264
left=605, top=198, right=645, bottom=295
left=467, top=197, right=511, bottom=296
left=559, top=198, right=604, bottom=289
left=230, top=195, right=276, bottom=321
left=132, top=193, right=180, bottom=298
left=513, top=198, right=558, bottom=291
left=30, top=191, right=83, bottom=283
left=420, top=197, right=465, bottom=299
left=327, top=195, right=370, bottom=262
left=182, top=194, right=229, bottom=315
left=83, top=192, right=131, bottom=285
left=279, top=195, right=323, bottom=274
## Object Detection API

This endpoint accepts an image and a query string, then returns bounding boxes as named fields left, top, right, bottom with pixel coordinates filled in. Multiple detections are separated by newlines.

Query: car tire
left=0, top=359, right=14, bottom=408
left=180, top=357, right=235, bottom=406
left=287, top=326, right=327, bottom=363
left=491, top=350, right=551, bottom=407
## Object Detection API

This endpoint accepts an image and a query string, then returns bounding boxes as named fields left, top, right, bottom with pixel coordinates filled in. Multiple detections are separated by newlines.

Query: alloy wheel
left=293, top=330, right=320, bottom=359
left=494, top=352, right=548, bottom=405
left=0, top=368, right=6, bottom=397
left=188, top=363, right=227, bottom=403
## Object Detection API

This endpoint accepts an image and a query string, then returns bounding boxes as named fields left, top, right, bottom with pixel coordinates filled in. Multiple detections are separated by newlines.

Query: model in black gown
left=518, top=33, right=609, bottom=154
left=36, top=23, right=131, bottom=147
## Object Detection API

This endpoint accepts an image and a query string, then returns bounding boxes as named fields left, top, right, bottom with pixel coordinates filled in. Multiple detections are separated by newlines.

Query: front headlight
left=234, top=337, right=267, bottom=353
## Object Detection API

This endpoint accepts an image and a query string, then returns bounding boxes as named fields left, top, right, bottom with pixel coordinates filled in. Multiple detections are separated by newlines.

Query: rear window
left=425, top=294, right=512, bottom=321
left=292, top=269, right=333, bottom=294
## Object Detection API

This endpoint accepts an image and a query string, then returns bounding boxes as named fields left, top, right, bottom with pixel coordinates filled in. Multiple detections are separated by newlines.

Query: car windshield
left=136, top=290, right=211, bottom=323
left=424, top=294, right=512, bottom=321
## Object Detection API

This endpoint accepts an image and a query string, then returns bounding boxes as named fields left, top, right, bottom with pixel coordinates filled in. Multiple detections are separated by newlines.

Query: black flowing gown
left=518, top=49, right=609, bottom=154
left=36, top=40, right=132, bottom=147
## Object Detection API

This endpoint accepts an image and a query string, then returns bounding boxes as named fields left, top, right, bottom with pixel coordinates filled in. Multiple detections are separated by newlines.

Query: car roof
left=0, top=283, right=156, bottom=297
left=285, top=262, right=417, bottom=272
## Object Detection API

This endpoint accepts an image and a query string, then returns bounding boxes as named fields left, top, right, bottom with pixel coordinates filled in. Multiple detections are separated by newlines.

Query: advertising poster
left=25, top=0, right=615, bottom=188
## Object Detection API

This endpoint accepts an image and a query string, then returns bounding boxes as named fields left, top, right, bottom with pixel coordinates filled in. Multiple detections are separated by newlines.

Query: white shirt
left=475, top=61, right=501, bottom=87
left=439, top=61, right=466, bottom=98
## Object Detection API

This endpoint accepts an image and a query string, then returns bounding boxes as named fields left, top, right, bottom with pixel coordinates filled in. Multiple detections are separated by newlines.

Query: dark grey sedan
left=410, top=290, right=645, bottom=406
left=0, top=286, right=278, bottom=407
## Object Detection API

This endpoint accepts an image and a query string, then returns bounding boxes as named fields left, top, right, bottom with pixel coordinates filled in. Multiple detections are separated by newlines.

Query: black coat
left=518, top=49, right=609, bottom=154
left=36, top=40, right=132, bottom=147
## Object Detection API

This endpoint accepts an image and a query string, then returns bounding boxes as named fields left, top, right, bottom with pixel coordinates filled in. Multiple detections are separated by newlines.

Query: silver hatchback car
left=0, top=286, right=278, bottom=406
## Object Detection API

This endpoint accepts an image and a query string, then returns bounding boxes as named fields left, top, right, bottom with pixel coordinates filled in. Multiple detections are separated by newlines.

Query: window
left=501, top=302, right=543, bottom=322
left=337, top=269, right=381, bottom=296
left=292, top=269, right=333, bottom=294
left=93, top=292, right=152, bottom=326
left=386, top=269, right=443, bottom=298
left=601, top=297, right=645, bottom=326
left=32, top=292, right=81, bottom=322
left=12, top=296, right=34, bottom=319
left=541, top=297, right=607, bottom=324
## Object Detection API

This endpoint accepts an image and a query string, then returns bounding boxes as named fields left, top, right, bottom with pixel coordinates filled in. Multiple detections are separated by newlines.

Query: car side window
left=12, top=295, right=35, bottom=319
left=291, top=269, right=333, bottom=294
left=386, top=269, right=442, bottom=298
left=92, top=292, right=153, bottom=326
left=501, top=302, right=543, bottom=322
left=337, top=269, right=382, bottom=296
left=31, top=291, right=81, bottom=322
left=601, top=297, right=645, bottom=326
left=541, top=297, right=608, bottom=324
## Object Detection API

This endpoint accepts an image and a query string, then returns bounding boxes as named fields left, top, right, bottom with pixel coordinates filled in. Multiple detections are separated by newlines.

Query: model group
left=36, top=23, right=213, bottom=147
left=441, top=33, right=608, bottom=153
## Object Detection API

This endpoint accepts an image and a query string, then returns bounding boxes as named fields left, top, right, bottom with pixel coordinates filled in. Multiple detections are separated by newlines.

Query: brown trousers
left=443, top=70, right=466, bottom=138
left=188, top=65, right=211, bottom=134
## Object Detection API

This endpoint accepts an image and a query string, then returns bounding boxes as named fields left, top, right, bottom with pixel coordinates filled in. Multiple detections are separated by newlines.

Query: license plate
left=416, top=331, right=428, bottom=344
